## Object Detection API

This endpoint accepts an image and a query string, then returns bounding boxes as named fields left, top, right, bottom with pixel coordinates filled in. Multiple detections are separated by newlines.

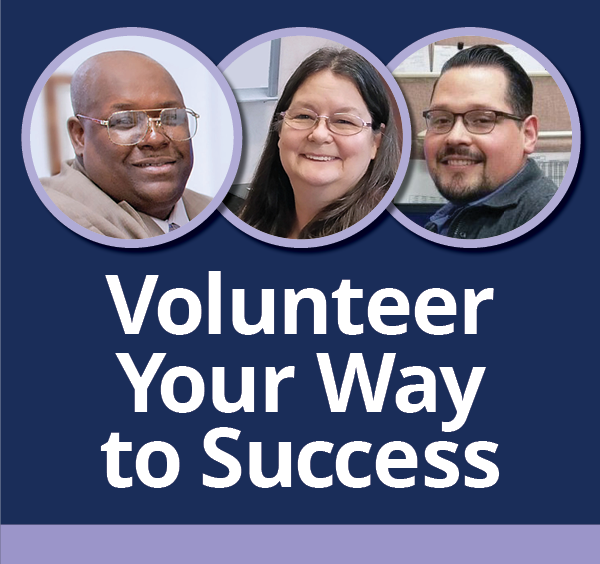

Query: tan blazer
left=41, top=160, right=212, bottom=239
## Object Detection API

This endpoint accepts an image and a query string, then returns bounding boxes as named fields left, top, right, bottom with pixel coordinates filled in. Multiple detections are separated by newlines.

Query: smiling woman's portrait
left=224, top=40, right=402, bottom=241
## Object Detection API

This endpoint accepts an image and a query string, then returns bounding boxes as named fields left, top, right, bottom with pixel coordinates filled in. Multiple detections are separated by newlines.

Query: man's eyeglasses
left=422, top=109, right=525, bottom=135
left=280, top=108, right=373, bottom=136
left=77, top=108, right=199, bottom=146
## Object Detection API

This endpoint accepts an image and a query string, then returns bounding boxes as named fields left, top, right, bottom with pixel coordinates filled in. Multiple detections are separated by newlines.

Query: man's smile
left=441, top=158, right=481, bottom=167
left=438, top=148, right=484, bottom=169
left=131, top=156, right=179, bottom=174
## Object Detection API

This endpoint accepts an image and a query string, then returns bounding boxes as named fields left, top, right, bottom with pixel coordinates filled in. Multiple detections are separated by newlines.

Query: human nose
left=138, top=118, right=170, bottom=148
left=308, top=116, right=333, bottom=143
left=444, top=115, right=473, bottom=145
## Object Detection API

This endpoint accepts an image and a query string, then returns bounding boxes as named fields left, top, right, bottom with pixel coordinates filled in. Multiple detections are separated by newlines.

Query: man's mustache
left=436, top=147, right=485, bottom=163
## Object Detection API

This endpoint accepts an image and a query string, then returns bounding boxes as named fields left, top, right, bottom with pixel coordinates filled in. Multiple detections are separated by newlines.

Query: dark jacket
left=425, top=160, right=557, bottom=239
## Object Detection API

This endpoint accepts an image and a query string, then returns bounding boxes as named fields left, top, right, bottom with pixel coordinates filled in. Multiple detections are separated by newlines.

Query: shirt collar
left=150, top=199, right=190, bottom=234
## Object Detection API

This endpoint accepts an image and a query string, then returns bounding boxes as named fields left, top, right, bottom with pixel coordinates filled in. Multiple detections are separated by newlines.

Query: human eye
left=109, top=112, right=139, bottom=130
left=161, top=109, right=185, bottom=126
left=429, top=112, right=452, bottom=128
left=332, top=114, right=361, bottom=127
left=287, top=109, right=315, bottom=121
left=468, top=112, right=495, bottom=126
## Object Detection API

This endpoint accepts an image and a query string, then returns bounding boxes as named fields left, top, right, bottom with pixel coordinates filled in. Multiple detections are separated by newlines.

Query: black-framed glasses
left=77, top=108, right=199, bottom=146
left=280, top=108, right=373, bottom=136
left=422, top=109, right=525, bottom=135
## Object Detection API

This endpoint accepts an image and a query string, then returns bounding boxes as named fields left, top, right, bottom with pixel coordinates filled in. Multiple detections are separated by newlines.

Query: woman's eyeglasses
left=280, top=108, right=373, bottom=136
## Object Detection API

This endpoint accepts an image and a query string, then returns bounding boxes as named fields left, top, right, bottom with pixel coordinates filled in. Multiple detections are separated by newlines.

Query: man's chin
left=433, top=173, right=495, bottom=205
left=133, top=184, right=187, bottom=219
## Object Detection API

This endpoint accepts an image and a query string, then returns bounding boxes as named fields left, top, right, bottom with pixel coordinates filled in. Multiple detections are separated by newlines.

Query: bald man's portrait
left=38, top=50, right=213, bottom=239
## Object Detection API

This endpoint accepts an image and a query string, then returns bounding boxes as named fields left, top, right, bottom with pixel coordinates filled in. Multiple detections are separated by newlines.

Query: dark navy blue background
left=2, top=3, right=597, bottom=524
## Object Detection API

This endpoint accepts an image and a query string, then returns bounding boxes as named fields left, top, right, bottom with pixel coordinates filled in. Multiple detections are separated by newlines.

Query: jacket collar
left=477, top=159, right=543, bottom=209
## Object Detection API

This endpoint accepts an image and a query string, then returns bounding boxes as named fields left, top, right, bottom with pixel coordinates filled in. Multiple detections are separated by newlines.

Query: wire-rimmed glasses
left=280, top=108, right=373, bottom=136
left=76, top=108, right=199, bottom=146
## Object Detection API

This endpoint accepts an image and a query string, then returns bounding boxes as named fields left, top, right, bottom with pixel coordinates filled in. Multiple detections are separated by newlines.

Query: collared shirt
left=150, top=199, right=190, bottom=234
left=428, top=164, right=529, bottom=236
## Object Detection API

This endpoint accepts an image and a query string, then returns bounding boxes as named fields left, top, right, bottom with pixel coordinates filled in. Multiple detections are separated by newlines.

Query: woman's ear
left=371, top=123, right=385, bottom=160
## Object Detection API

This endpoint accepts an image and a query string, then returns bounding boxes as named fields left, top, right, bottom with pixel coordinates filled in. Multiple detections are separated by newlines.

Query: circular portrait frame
left=386, top=27, right=581, bottom=249
left=218, top=27, right=412, bottom=249
left=22, top=27, right=243, bottom=249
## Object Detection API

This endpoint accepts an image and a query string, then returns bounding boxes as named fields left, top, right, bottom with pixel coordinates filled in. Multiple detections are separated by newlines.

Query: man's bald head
left=67, top=51, right=193, bottom=220
left=71, top=51, right=183, bottom=117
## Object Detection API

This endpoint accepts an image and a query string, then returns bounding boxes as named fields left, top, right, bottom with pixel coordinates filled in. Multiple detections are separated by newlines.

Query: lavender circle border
left=386, top=27, right=581, bottom=249
left=21, top=27, right=243, bottom=249
left=217, top=27, right=412, bottom=249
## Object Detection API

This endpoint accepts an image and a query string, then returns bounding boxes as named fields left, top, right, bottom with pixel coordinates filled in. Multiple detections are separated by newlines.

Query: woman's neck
left=290, top=189, right=329, bottom=238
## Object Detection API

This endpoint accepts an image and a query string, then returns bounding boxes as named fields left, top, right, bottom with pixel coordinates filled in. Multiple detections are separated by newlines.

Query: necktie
left=169, top=222, right=180, bottom=232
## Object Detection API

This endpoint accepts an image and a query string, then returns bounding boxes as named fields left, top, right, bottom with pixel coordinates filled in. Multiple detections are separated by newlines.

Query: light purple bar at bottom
left=2, top=525, right=598, bottom=563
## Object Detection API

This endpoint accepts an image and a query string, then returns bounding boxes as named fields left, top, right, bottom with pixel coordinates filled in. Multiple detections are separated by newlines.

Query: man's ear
left=67, top=117, right=85, bottom=157
left=522, top=114, right=539, bottom=155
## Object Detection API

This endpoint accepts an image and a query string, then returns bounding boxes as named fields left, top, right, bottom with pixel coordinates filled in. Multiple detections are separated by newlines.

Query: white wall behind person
left=225, top=36, right=345, bottom=186
left=30, top=36, right=234, bottom=198
left=278, top=37, right=345, bottom=96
